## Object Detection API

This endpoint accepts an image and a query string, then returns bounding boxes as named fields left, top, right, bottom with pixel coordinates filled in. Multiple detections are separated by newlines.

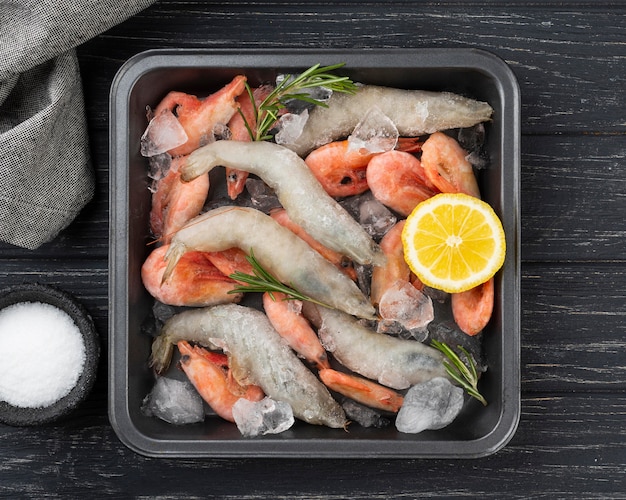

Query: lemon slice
left=401, top=193, right=506, bottom=293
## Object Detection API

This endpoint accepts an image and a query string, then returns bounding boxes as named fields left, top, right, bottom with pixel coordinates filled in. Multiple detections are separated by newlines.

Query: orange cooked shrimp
left=318, top=368, right=404, bottom=413
left=154, top=75, right=246, bottom=157
left=304, top=137, right=424, bottom=198
left=270, top=208, right=357, bottom=281
left=370, top=220, right=411, bottom=307
left=225, top=85, right=273, bottom=199
left=149, top=156, right=209, bottom=243
left=304, top=140, right=376, bottom=198
left=141, top=244, right=243, bottom=307
left=205, top=247, right=255, bottom=282
left=366, top=150, right=438, bottom=216
left=451, top=277, right=494, bottom=336
left=263, top=292, right=330, bottom=370
left=177, top=341, right=265, bottom=422
left=420, top=131, right=481, bottom=198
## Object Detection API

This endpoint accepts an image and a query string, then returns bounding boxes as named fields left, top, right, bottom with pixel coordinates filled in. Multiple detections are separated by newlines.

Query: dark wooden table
left=1, top=1, right=624, bottom=497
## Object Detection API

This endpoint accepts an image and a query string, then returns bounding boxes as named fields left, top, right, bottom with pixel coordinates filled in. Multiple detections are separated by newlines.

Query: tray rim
left=109, top=47, right=521, bottom=458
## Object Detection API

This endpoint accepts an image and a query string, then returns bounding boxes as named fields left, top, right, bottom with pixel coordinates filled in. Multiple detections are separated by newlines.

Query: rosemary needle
left=430, top=339, right=487, bottom=406
left=228, top=249, right=333, bottom=309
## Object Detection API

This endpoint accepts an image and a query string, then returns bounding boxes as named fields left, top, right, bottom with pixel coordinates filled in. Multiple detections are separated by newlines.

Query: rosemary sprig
left=430, top=339, right=487, bottom=406
left=228, top=249, right=333, bottom=308
left=241, top=63, right=358, bottom=142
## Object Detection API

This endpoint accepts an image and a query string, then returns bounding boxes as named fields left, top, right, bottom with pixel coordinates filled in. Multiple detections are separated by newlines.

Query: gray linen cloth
left=0, top=1, right=156, bottom=249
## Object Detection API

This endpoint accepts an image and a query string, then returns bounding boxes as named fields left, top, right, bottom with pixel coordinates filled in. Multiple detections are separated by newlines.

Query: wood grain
left=0, top=1, right=624, bottom=497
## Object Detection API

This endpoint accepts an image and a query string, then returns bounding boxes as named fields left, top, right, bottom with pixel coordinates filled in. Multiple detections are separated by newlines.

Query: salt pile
left=0, top=302, right=86, bottom=408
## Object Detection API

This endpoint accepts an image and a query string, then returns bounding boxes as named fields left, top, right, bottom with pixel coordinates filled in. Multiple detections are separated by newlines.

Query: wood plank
left=521, top=262, right=626, bottom=392
left=521, top=134, right=626, bottom=261
left=0, top=394, right=623, bottom=497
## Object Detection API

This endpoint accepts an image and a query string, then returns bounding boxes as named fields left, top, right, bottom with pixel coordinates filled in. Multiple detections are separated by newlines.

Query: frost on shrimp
left=303, top=303, right=449, bottom=391
left=149, top=156, right=209, bottom=243
left=181, top=140, right=386, bottom=267
left=280, top=85, right=493, bottom=156
left=162, top=206, right=376, bottom=320
left=152, top=75, right=246, bottom=157
left=150, top=304, right=347, bottom=428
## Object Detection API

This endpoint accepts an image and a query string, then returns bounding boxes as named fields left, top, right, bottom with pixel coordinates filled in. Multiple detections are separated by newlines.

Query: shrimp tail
left=150, top=332, right=176, bottom=374
left=161, top=242, right=186, bottom=285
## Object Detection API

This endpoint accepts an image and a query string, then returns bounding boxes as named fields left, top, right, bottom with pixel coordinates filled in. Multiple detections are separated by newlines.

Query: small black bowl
left=0, top=283, right=100, bottom=426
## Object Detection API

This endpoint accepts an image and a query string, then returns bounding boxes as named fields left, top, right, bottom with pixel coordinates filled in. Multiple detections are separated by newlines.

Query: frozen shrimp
left=318, top=368, right=404, bottom=413
left=154, top=75, right=246, bottom=157
left=177, top=341, right=265, bottom=422
left=225, top=85, right=274, bottom=199
left=181, top=140, right=386, bottom=267
left=370, top=220, right=411, bottom=307
left=303, top=303, right=449, bottom=390
left=366, top=150, right=438, bottom=217
left=270, top=208, right=357, bottom=281
left=162, top=206, right=376, bottom=320
left=421, top=131, right=481, bottom=198
left=451, top=277, right=494, bottom=336
left=141, top=244, right=242, bottom=307
left=263, top=292, right=330, bottom=370
left=151, top=305, right=347, bottom=428
left=149, top=156, right=209, bottom=243
left=281, top=85, right=493, bottom=156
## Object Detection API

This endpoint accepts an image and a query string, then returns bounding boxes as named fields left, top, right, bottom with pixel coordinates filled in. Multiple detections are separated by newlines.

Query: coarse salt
left=0, top=302, right=86, bottom=408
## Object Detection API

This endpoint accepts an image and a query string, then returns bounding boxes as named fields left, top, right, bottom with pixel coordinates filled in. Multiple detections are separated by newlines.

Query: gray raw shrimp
left=150, top=304, right=347, bottom=428
left=181, top=140, right=386, bottom=267
left=162, top=206, right=377, bottom=320
left=303, top=303, right=450, bottom=390
left=281, top=85, right=494, bottom=156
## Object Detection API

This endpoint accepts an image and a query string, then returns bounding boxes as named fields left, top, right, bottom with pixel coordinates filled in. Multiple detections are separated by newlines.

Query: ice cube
left=457, top=124, right=489, bottom=169
left=395, top=377, right=464, bottom=433
left=147, top=153, right=172, bottom=183
left=378, top=280, right=434, bottom=332
left=245, top=178, right=282, bottom=212
left=458, top=123, right=485, bottom=152
left=141, top=300, right=185, bottom=337
left=141, top=377, right=205, bottom=425
left=376, top=319, right=429, bottom=342
left=359, top=197, right=397, bottom=238
left=355, top=264, right=372, bottom=298
left=422, top=285, right=450, bottom=304
left=232, top=397, right=295, bottom=437
left=427, top=319, right=486, bottom=373
left=140, top=110, right=188, bottom=157
left=348, top=106, right=398, bottom=154
left=340, top=191, right=396, bottom=238
left=342, top=399, right=390, bottom=428
left=275, top=109, right=309, bottom=145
